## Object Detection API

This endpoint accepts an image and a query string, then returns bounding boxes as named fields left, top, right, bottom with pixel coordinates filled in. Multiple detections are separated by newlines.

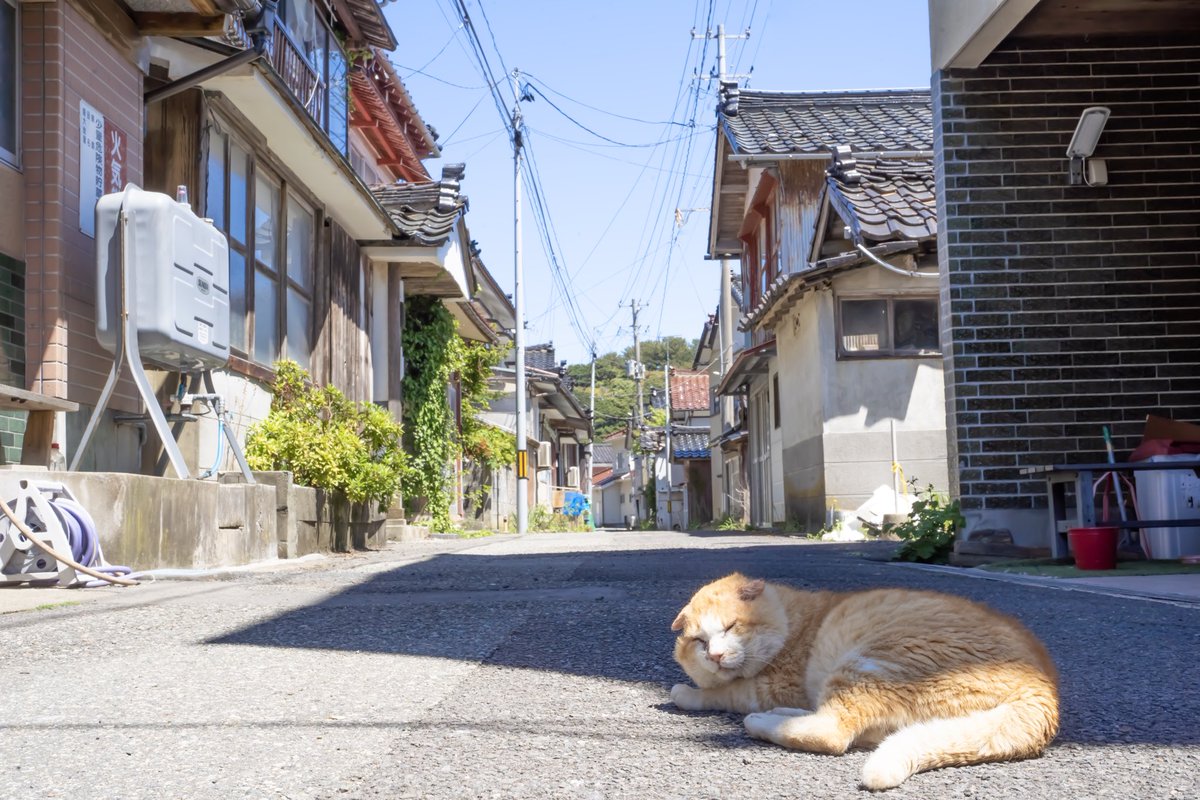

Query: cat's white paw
left=743, top=711, right=784, bottom=740
left=768, top=706, right=812, bottom=717
left=670, top=683, right=704, bottom=711
left=860, top=749, right=917, bottom=791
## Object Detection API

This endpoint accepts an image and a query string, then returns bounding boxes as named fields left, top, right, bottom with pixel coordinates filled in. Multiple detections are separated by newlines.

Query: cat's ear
left=738, top=579, right=766, bottom=601
left=671, top=611, right=687, bottom=631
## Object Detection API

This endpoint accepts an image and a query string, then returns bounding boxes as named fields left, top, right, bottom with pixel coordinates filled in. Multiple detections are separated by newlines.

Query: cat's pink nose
left=707, top=650, right=724, bottom=664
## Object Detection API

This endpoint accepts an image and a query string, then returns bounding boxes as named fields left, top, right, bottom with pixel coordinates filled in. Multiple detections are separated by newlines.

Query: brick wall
left=934, top=36, right=1200, bottom=536
left=21, top=0, right=142, bottom=410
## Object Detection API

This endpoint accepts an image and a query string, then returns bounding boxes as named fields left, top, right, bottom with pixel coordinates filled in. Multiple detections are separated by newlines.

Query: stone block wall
left=934, top=35, right=1200, bottom=539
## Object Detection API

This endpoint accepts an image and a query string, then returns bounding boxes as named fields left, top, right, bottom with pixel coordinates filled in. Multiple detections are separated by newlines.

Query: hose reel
left=0, top=480, right=132, bottom=586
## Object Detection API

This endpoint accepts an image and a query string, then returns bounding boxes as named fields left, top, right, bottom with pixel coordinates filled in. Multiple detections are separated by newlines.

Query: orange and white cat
left=670, top=573, right=1059, bottom=790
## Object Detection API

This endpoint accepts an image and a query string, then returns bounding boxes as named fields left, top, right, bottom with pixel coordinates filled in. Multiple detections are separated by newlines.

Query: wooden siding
left=313, top=219, right=372, bottom=401
left=144, top=88, right=202, bottom=199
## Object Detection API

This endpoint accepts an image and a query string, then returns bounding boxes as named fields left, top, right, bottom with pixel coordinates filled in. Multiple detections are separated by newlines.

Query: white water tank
left=95, top=186, right=231, bottom=371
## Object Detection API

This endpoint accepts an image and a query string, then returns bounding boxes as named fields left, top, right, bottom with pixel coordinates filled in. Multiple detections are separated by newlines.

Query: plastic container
left=1069, top=526, right=1118, bottom=570
left=95, top=185, right=231, bottom=371
left=1133, top=454, right=1200, bottom=559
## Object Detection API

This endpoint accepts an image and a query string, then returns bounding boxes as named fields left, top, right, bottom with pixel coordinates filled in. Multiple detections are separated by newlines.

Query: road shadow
left=209, top=541, right=1200, bottom=747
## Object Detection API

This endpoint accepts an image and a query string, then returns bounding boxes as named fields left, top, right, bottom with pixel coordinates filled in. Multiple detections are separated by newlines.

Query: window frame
left=835, top=293, right=941, bottom=360
left=204, top=115, right=318, bottom=369
left=0, top=0, right=19, bottom=168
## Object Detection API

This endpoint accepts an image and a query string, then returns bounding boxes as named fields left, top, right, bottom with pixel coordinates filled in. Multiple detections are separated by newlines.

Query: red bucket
left=1068, top=527, right=1118, bottom=570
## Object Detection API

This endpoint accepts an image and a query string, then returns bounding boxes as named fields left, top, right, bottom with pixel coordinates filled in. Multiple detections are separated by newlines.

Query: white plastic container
left=95, top=186, right=231, bottom=371
left=1133, top=454, right=1200, bottom=559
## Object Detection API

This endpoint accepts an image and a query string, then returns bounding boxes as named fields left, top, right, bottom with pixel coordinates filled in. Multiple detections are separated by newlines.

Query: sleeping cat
left=670, top=573, right=1059, bottom=790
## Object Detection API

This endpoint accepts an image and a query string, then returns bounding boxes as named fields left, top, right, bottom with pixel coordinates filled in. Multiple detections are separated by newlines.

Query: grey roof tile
left=721, top=88, right=932, bottom=157
left=672, top=426, right=712, bottom=459
left=827, top=149, right=937, bottom=242
left=371, top=166, right=467, bottom=246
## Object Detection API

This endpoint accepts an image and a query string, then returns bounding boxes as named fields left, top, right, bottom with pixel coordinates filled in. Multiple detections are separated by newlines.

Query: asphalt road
left=3, top=530, right=1198, bottom=799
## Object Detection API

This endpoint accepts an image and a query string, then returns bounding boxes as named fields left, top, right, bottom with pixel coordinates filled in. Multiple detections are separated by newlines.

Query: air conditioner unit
left=567, top=466, right=580, bottom=488
left=537, top=441, right=552, bottom=466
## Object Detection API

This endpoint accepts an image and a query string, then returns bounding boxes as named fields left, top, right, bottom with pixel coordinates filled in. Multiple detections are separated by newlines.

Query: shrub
left=246, top=361, right=406, bottom=511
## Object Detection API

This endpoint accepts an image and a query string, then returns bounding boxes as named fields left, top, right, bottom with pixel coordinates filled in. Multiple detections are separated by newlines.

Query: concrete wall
left=773, top=265, right=948, bottom=529
left=934, top=34, right=1200, bottom=546
left=0, top=469, right=275, bottom=570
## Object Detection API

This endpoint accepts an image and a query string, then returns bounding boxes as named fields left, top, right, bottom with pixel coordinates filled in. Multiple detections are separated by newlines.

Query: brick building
left=1, top=0, right=469, bottom=480
left=929, top=0, right=1200, bottom=544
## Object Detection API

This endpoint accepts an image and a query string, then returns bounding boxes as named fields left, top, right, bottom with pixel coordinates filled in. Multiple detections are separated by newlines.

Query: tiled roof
left=592, top=444, right=617, bottom=466
left=525, top=344, right=557, bottom=372
left=672, top=426, right=712, bottom=459
left=340, top=0, right=396, bottom=50
left=670, top=369, right=710, bottom=411
left=720, top=88, right=932, bottom=157
left=592, top=466, right=613, bottom=485
left=372, top=166, right=466, bottom=246
left=827, top=147, right=937, bottom=242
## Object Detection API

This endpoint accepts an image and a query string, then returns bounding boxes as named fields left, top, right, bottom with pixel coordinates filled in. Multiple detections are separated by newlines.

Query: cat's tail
left=859, top=680, right=1059, bottom=791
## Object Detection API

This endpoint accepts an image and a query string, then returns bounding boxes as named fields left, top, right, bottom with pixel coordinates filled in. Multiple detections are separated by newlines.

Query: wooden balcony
left=222, top=14, right=331, bottom=142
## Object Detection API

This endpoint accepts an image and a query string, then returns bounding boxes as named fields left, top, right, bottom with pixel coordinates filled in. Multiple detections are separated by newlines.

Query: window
left=205, top=121, right=315, bottom=367
left=1, top=0, right=18, bottom=166
left=772, top=374, right=781, bottom=429
left=838, top=297, right=940, bottom=357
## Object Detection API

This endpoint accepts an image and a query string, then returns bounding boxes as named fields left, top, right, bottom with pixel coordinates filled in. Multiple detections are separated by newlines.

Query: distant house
left=669, top=368, right=713, bottom=526
left=707, top=87, right=948, bottom=530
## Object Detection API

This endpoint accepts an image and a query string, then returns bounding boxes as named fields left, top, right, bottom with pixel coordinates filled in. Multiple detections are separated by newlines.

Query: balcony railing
left=221, top=14, right=345, bottom=154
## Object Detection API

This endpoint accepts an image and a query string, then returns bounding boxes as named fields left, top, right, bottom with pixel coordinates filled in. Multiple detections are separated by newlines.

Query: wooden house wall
left=313, top=219, right=372, bottom=402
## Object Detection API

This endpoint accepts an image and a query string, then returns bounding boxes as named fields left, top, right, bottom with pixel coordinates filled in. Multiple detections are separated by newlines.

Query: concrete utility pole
left=693, top=24, right=751, bottom=83
left=512, top=69, right=528, bottom=535
left=663, top=358, right=672, bottom=528
left=583, top=348, right=596, bottom=501
left=630, top=299, right=643, bottom=522
left=631, top=300, right=643, bottom=426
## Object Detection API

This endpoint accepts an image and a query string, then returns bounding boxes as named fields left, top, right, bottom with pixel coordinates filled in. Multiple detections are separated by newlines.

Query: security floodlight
left=1067, top=106, right=1110, bottom=186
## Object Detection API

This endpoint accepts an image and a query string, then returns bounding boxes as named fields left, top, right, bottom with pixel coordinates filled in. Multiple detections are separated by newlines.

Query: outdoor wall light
left=1066, top=106, right=1110, bottom=186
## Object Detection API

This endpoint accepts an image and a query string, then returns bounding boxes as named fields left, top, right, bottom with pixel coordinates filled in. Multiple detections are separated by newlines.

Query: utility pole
left=583, top=347, right=596, bottom=502
left=692, top=24, right=751, bottom=83
left=631, top=300, right=643, bottom=427
left=512, top=68, right=528, bottom=535
left=663, top=357, right=672, bottom=529
left=630, top=299, right=643, bottom=523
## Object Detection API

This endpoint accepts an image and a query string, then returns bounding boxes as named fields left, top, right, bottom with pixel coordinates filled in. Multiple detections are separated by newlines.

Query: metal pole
left=584, top=349, right=595, bottom=499
left=512, top=69, right=528, bottom=535
left=631, top=300, right=643, bottom=522
left=664, top=359, right=672, bottom=529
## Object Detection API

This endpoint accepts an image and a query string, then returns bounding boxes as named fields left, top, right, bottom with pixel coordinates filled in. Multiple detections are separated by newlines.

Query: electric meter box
left=95, top=186, right=231, bottom=371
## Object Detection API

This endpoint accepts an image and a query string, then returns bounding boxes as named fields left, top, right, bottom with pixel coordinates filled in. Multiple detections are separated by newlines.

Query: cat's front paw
left=670, top=683, right=704, bottom=711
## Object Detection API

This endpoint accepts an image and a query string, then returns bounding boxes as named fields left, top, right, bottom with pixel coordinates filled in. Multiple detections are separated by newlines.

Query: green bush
left=889, top=484, right=965, bottom=563
left=245, top=361, right=406, bottom=511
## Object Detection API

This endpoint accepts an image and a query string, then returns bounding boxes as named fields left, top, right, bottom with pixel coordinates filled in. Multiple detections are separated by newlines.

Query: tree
left=565, top=336, right=699, bottom=440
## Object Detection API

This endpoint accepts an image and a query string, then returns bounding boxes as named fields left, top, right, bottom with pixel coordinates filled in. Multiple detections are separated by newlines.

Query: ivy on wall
left=402, top=297, right=516, bottom=531
left=402, top=296, right=461, bottom=532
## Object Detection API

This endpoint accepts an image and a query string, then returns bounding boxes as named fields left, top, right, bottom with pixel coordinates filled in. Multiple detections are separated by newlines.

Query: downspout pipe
left=144, top=1, right=277, bottom=106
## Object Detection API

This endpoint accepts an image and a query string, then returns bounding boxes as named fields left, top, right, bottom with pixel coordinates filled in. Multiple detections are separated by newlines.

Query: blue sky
left=384, top=1, right=933, bottom=366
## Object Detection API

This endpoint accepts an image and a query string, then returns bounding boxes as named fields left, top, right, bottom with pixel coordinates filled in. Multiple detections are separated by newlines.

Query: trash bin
left=624, top=514, right=636, bottom=531
left=1134, top=454, right=1200, bottom=559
